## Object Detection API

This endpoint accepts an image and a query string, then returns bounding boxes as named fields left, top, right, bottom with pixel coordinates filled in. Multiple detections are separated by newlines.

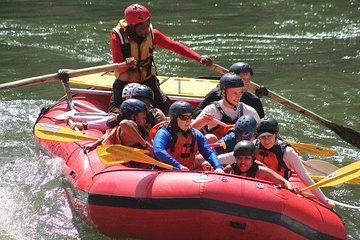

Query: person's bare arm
left=119, top=120, right=147, bottom=147
left=257, top=165, right=294, bottom=191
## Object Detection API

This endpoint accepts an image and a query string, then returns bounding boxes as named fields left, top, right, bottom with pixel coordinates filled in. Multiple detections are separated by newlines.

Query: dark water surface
left=0, top=0, right=359, bottom=239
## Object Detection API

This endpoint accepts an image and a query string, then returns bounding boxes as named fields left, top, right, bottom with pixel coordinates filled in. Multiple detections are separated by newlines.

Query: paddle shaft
left=210, top=64, right=360, bottom=149
left=0, top=62, right=127, bottom=90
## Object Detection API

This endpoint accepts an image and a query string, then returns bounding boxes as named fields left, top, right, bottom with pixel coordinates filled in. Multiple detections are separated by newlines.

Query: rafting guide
left=109, top=3, right=213, bottom=115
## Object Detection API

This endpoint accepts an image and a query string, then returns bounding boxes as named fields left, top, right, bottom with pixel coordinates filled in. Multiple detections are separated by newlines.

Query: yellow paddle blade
left=97, top=145, right=173, bottom=170
left=300, top=160, right=360, bottom=192
left=97, top=144, right=149, bottom=155
left=304, top=159, right=360, bottom=185
left=288, top=141, right=337, bottom=158
left=34, top=123, right=98, bottom=142
left=97, top=153, right=133, bottom=164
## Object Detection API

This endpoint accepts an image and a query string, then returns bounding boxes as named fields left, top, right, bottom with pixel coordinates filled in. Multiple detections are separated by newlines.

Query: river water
left=0, top=0, right=359, bottom=239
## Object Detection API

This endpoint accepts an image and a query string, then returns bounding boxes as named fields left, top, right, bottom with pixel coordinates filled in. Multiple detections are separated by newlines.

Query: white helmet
left=122, top=83, right=140, bottom=100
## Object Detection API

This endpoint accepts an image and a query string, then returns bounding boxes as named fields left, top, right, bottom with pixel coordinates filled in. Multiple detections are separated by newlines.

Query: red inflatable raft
left=33, top=75, right=347, bottom=240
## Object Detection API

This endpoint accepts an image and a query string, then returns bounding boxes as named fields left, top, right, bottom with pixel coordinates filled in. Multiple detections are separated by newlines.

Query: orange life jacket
left=102, top=126, right=123, bottom=145
left=102, top=125, right=148, bottom=149
left=166, top=128, right=200, bottom=170
left=255, top=140, right=291, bottom=179
left=149, top=120, right=169, bottom=142
left=112, top=19, right=156, bottom=82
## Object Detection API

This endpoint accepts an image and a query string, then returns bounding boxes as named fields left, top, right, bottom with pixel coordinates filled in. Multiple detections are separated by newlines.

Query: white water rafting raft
left=31, top=71, right=348, bottom=240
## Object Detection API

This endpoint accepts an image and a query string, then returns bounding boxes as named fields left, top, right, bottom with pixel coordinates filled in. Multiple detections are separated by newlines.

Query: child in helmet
left=224, top=140, right=295, bottom=191
left=254, top=116, right=335, bottom=208
left=109, top=3, right=213, bottom=114
left=131, top=84, right=168, bottom=129
left=121, top=83, right=141, bottom=100
left=153, top=101, right=224, bottom=172
left=84, top=99, right=152, bottom=153
left=213, top=115, right=257, bottom=154
left=192, top=73, right=260, bottom=139
left=193, top=62, right=265, bottom=118
left=195, top=115, right=257, bottom=170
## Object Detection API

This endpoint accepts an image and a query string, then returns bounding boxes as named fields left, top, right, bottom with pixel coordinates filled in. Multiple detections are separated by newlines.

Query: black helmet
left=120, top=98, right=148, bottom=115
left=219, top=73, right=244, bottom=90
left=256, top=116, right=279, bottom=138
left=169, top=101, right=193, bottom=119
left=132, top=85, right=154, bottom=102
left=235, top=115, right=257, bottom=140
left=233, top=140, right=256, bottom=158
left=229, top=62, right=253, bottom=76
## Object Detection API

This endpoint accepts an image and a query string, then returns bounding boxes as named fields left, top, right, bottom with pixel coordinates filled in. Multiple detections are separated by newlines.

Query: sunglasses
left=178, top=115, right=192, bottom=121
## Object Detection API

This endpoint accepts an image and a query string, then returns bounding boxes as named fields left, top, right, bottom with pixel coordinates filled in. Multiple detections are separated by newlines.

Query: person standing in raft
left=153, top=101, right=224, bottom=172
left=109, top=3, right=213, bottom=114
left=224, top=140, right=295, bottom=190
left=192, top=62, right=266, bottom=118
left=254, top=116, right=335, bottom=208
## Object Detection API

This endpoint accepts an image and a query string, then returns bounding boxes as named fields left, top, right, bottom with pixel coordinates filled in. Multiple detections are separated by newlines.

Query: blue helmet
left=169, top=101, right=193, bottom=119
left=120, top=98, right=148, bottom=115
left=229, top=62, right=253, bottom=76
left=235, top=115, right=257, bottom=140
left=219, top=73, right=244, bottom=90
left=132, top=85, right=154, bottom=102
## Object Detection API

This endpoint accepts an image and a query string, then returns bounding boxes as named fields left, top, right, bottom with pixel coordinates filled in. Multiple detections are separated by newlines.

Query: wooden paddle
left=210, top=63, right=360, bottom=149
left=212, top=118, right=336, bottom=157
left=0, top=62, right=128, bottom=90
left=300, top=160, right=360, bottom=192
left=304, top=159, right=360, bottom=185
left=97, top=145, right=173, bottom=170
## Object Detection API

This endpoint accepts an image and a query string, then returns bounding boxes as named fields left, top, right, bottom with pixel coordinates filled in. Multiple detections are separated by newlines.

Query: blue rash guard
left=153, top=127, right=223, bottom=170
left=214, top=132, right=237, bottom=154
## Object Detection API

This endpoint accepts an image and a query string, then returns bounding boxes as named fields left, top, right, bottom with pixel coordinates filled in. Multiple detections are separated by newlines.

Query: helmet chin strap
left=224, top=94, right=238, bottom=111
